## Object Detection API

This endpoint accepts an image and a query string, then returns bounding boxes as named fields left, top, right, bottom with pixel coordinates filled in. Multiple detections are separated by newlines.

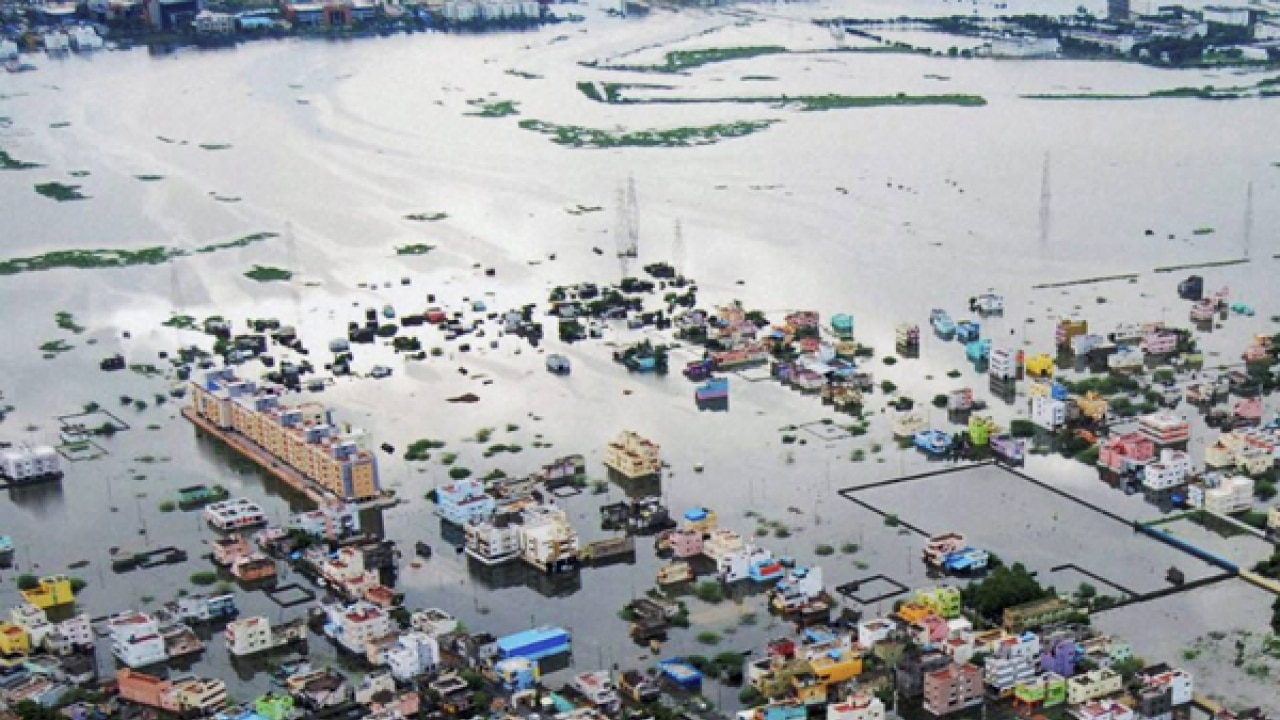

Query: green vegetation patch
left=40, top=339, right=73, bottom=357
left=0, top=150, right=42, bottom=170
left=199, top=143, right=232, bottom=151
left=135, top=174, right=165, bottom=182
left=194, top=231, right=278, bottom=253
left=518, top=119, right=777, bottom=148
left=244, top=265, right=293, bottom=282
left=0, top=246, right=178, bottom=275
left=405, top=438, right=446, bottom=461
left=162, top=314, right=198, bottom=330
left=0, top=231, right=278, bottom=277
left=35, top=182, right=89, bottom=201
left=465, top=99, right=520, bottom=117
left=396, top=244, right=436, bottom=256
left=55, top=311, right=85, bottom=334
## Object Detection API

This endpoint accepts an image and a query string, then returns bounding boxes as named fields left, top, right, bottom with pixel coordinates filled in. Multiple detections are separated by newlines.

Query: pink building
left=1233, top=398, right=1263, bottom=425
left=1138, top=413, right=1191, bottom=447
left=914, top=614, right=950, bottom=647
left=1098, top=432, right=1155, bottom=474
left=1141, top=332, right=1178, bottom=356
left=669, top=529, right=704, bottom=559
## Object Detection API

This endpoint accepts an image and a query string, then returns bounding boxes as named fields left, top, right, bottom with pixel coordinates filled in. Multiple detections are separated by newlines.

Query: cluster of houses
left=435, top=454, right=594, bottom=573
left=676, top=303, right=872, bottom=412
left=650, top=507, right=829, bottom=617
left=733, top=579, right=1203, bottom=720
left=3, top=0, right=553, bottom=55
left=188, top=368, right=382, bottom=502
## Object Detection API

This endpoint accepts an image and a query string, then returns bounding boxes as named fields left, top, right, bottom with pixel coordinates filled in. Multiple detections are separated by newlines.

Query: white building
left=1, top=445, right=61, bottom=482
left=354, top=673, right=397, bottom=705
left=1138, top=667, right=1193, bottom=706
left=10, top=604, right=53, bottom=649
left=1190, top=475, right=1254, bottom=514
left=1031, top=396, right=1066, bottom=432
left=109, top=612, right=168, bottom=668
left=827, top=693, right=885, bottom=720
left=224, top=617, right=276, bottom=657
left=1202, top=5, right=1250, bottom=26
left=987, top=35, right=1061, bottom=58
left=857, top=618, right=898, bottom=649
left=0, top=40, right=17, bottom=61
left=43, top=33, right=70, bottom=52
left=54, top=613, right=93, bottom=650
left=382, top=631, right=440, bottom=682
left=320, top=546, right=379, bottom=598
left=986, top=632, right=1040, bottom=694
left=68, top=26, right=104, bottom=51
left=989, top=348, right=1017, bottom=380
left=464, top=517, right=522, bottom=565
left=194, top=10, right=235, bottom=34
left=572, top=672, right=620, bottom=714
left=1269, top=506, right=1280, bottom=532
left=518, top=504, right=579, bottom=572
left=410, top=608, right=458, bottom=637
left=1142, top=449, right=1192, bottom=491
left=326, top=602, right=393, bottom=655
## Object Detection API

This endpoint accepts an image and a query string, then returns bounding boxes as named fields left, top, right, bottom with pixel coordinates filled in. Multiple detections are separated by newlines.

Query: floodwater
left=1, top=0, right=1279, bottom=711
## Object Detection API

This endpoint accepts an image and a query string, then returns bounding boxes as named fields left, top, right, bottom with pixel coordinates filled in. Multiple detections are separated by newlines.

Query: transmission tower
left=615, top=176, right=639, bottom=278
left=1039, top=152, right=1052, bottom=246
left=671, top=219, right=686, bottom=278
left=1243, top=181, right=1253, bottom=259
left=284, top=221, right=301, bottom=324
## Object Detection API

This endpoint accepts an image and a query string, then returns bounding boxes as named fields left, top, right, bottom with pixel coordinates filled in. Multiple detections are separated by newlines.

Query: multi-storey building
left=1067, top=669, right=1124, bottom=704
left=603, top=431, right=661, bottom=479
left=1137, top=412, right=1191, bottom=447
left=985, top=632, right=1041, bottom=696
left=1142, top=449, right=1192, bottom=492
left=190, top=370, right=380, bottom=500
left=923, top=663, right=984, bottom=716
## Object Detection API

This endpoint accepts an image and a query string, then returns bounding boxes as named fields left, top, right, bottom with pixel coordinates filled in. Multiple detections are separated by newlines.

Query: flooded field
left=1, top=0, right=1279, bottom=711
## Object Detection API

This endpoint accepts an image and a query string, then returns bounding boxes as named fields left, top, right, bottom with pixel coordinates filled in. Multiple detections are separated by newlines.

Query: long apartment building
left=190, top=369, right=380, bottom=501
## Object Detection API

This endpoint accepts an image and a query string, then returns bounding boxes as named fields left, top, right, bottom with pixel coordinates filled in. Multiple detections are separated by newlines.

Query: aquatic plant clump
left=518, top=119, right=778, bottom=149
left=396, top=244, right=436, bottom=256
left=244, top=265, right=294, bottom=282
left=0, top=232, right=279, bottom=277
left=0, top=150, right=42, bottom=170
left=465, top=99, right=520, bottom=117
left=35, top=182, right=89, bottom=201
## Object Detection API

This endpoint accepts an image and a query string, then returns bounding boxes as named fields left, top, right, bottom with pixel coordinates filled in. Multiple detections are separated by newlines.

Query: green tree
left=1271, top=597, right=1280, bottom=634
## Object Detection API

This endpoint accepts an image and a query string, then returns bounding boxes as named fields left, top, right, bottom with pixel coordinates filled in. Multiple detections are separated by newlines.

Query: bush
left=815, top=544, right=835, bottom=556
left=841, top=542, right=859, bottom=554
left=884, top=513, right=900, bottom=527
left=1256, top=481, right=1277, bottom=501
left=739, top=687, right=766, bottom=706
left=158, top=500, right=176, bottom=512
left=932, top=394, right=949, bottom=408
left=448, top=467, right=472, bottom=480
left=190, top=571, right=218, bottom=586
left=17, top=574, right=39, bottom=591
left=1010, top=419, right=1036, bottom=438
left=696, top=631, right=722, bottom=645
left=880, top=380, right=898, bottom=394
left=694, top=581, right=724, bottom=604
left=882, top=356, right=898, bottom=365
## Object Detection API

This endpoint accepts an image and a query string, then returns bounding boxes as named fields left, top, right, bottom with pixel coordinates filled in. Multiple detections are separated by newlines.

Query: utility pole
left=1243, top=181, right=1253, bottom=260
left=1039, top=152, right=1052, bottom=246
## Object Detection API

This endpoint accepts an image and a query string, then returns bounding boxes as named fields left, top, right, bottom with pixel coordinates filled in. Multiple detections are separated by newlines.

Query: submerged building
left=188, top=369, right=380, bottom=501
